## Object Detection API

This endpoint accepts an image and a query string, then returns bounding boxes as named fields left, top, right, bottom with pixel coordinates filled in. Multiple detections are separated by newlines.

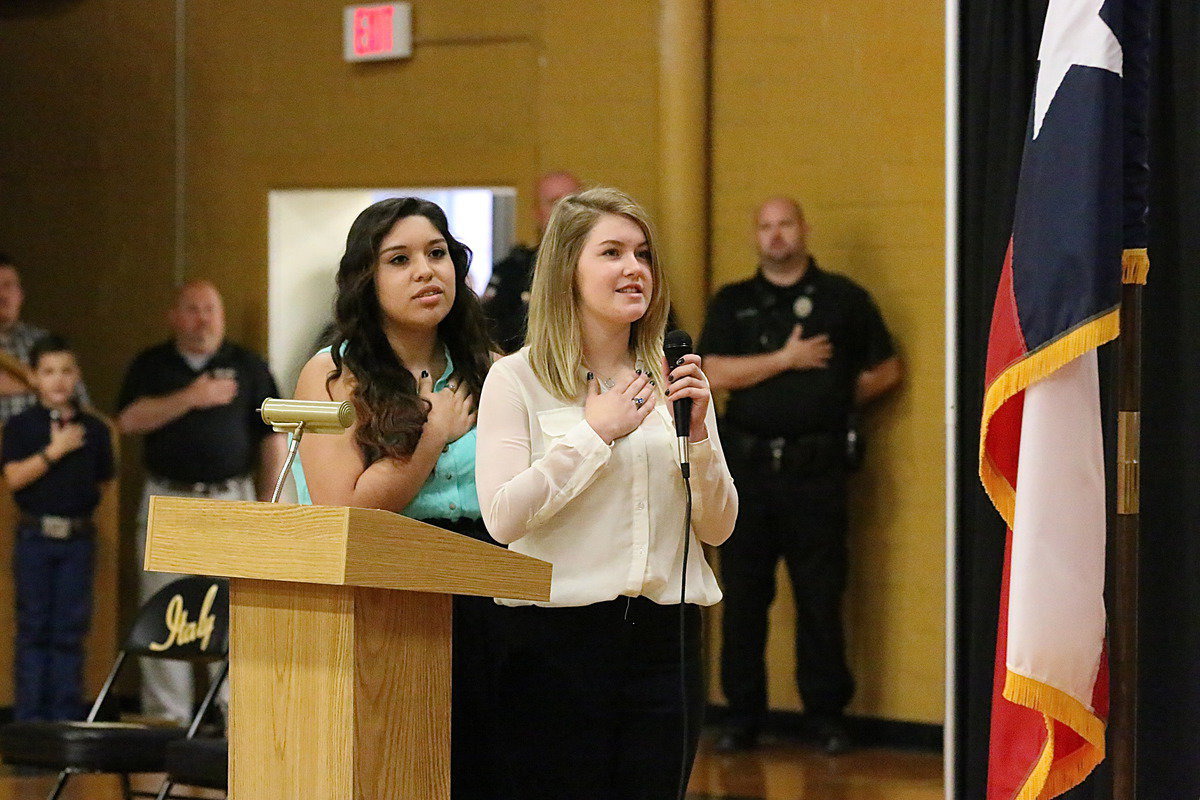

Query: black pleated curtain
left=954, top=0, right=1200, bottom=798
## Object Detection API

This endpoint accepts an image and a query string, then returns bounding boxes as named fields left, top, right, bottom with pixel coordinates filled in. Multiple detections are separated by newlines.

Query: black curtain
left=955, top=0, right=1200, bottom=798
left=954, top=2, right=1045, bottom=797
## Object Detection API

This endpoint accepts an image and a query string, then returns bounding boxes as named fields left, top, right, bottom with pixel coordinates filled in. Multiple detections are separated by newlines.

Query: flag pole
left=1109, top=0, right=1152, bottom=792
left=1110, top=263, right=1144, bottom=800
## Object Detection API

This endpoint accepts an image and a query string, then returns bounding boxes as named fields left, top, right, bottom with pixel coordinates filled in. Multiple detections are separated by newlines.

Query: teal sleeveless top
left=292, top=346, right=480, bottom=522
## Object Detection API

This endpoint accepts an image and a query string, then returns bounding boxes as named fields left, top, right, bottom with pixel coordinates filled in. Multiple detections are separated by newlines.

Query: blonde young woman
left=475, top=188, right=738, bottom=800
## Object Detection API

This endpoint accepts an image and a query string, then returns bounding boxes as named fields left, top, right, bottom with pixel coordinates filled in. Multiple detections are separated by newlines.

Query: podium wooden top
left=145, top=497, right=551, bottom=601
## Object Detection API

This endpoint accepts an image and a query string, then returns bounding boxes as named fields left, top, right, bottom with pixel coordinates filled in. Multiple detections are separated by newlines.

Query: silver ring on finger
left=633, top=396, right=645, bottom=408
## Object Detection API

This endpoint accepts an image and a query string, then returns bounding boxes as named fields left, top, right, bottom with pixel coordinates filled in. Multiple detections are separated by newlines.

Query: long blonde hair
left=526, top=187, right=670, bottom=401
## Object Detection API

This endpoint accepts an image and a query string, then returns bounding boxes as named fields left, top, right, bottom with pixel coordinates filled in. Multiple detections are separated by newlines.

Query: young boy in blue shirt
left=1, top=335, right=115, bottom=721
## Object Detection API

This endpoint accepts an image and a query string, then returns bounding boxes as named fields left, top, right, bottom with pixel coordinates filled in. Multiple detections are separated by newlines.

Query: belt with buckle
left=723, top=425, right=842, bottom=476
left=152, top=476, right=243, bottom=496
left=19, top=513, right=94, bottom=540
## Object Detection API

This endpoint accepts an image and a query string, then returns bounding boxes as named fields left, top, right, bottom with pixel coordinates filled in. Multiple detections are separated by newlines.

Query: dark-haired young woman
left=292, top=197, right=496, bottom=799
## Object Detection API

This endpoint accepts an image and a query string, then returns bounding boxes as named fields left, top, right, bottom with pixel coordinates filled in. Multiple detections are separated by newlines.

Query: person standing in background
left=700, top=197, right=902, bottom=755
left=0, top=254, right=90, bottom=422
left=116, top=280, right=287, bottom=723
left=1, top=335, right=114, bottom=721
left=482, top=171, right=583, bottom=353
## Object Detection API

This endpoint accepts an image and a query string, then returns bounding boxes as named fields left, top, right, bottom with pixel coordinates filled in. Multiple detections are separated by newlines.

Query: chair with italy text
left=0, top=575, right=229, bottom=800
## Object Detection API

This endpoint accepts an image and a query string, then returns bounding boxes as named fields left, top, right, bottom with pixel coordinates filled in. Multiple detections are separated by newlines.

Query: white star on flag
left=1032, top=0, right=1123, bottom=139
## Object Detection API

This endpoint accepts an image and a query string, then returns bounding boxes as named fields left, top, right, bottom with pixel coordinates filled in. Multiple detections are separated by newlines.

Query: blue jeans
left=13, top=525, right=95, bottom=721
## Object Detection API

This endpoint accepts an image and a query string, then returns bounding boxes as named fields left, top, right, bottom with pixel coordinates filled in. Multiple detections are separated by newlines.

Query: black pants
left=492, top=597, right=703, bottom=800
left=426, top=518, right=497, bottom=800
left=718, top=462, right=855, bottom=732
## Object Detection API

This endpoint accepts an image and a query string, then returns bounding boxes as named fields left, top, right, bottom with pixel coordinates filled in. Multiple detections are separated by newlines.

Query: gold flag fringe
left=979, top=309, right=1121, bottom=529
left=1122, top=248, right=1149, bottom=285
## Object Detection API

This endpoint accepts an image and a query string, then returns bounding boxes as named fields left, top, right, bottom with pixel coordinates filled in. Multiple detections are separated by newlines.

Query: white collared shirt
left=476, top=348, right=738, bottom=607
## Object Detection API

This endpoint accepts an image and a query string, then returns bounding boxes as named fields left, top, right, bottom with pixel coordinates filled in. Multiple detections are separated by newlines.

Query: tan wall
left=0, top=0, right=665, bottom=685
left=707, top=0, right=946, bottom=723
left=0, top=0, right=665, bottom=403
left=0, top=0, right=943, bottom=723
left=0, top=2, right=177, bottom=701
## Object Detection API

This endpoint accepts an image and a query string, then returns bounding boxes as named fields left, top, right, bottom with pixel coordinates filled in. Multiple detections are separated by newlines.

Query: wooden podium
left=144, top=496, right=551, bottom=800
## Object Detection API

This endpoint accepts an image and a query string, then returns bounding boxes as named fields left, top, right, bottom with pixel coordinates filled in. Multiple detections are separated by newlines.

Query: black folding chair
left=0, top=576, right=230, bottom=800
left=155, top=736, right=227, bottom=799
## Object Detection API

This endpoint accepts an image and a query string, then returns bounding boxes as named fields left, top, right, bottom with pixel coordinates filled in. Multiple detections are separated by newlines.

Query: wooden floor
left=0, top=734, right=943, bottom=800
left=688, top=732, right=943, bottom=800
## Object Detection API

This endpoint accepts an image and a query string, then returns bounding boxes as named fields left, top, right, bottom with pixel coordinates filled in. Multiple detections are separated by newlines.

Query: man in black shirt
left=117, top=280, right=285, bottom=722
left=482, top=171, right=582, bottom=352
left=700, top=197, right=902, bottom=754
left=1, top=335, right=115, bottom=721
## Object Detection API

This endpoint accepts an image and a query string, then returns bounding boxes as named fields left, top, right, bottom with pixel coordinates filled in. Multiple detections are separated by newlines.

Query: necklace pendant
left=602, top=378, right=615, bottom=390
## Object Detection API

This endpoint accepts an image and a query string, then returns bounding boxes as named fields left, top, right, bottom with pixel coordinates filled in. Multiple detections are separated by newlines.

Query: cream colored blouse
left=475, top=348, right=738, bottom=607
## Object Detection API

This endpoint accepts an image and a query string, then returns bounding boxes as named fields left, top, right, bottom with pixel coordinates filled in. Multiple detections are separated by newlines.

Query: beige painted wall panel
left=536, top=1, right=663, bottom=225
left=709, top=0, right=946, bottom=723
left=1, top=0, right=945, bottom=725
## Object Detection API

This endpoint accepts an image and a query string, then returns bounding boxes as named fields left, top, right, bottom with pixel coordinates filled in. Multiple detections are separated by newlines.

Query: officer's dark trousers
left=13, top=524, right=94, bottom=722
left=492, top=597, right=703, bottom=800
left=719, top=462, right=854, bottom=732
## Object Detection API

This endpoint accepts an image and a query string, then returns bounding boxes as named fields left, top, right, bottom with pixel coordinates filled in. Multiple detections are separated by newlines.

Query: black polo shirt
left=482, top=244, right=537, bottom=354
left=1, top=404, right=115, bottom=516
left=699, top=261, right=895, bottom=439
left=116, top=341, right=279, bottom=483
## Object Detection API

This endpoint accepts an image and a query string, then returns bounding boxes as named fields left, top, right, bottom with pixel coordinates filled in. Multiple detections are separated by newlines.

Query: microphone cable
left=676, top=458, right=693, bottom=800
left=664, top=328, right=696, bottom=800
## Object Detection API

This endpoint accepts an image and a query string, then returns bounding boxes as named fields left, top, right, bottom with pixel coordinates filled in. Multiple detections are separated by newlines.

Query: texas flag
left=978, top=0, right=1149, bottom=797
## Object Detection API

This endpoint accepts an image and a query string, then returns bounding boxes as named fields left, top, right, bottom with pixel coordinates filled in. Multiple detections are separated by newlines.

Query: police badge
left=793, top=294, right=814, bottom=319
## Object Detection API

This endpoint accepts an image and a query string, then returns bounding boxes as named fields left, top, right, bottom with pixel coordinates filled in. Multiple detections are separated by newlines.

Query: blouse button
left=636, top=502, right=645, bottom=511
left=449, top=503, right=457, bottom=511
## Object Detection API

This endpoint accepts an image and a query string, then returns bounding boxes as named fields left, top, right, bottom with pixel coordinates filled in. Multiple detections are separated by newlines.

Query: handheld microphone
left=665, top=328, right=697, bottom=800
left=663, top=329, right=693, bottom=475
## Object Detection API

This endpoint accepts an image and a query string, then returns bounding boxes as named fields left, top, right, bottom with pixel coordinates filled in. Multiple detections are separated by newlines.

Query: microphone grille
left=663, top=329, right=693, bottom=358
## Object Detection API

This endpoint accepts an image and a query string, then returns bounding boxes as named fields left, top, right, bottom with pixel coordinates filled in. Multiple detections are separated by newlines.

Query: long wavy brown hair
left=328, top=197, right=494, bottom=462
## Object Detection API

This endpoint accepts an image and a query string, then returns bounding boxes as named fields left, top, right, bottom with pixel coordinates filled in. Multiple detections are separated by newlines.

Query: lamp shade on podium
left=145, top=496, right=550, bottom=800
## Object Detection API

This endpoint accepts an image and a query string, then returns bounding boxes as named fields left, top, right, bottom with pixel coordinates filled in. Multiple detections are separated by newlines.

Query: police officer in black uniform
left=700, top=197, right=902, bottom=755
left=482, top=171, right=582, bottom=353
